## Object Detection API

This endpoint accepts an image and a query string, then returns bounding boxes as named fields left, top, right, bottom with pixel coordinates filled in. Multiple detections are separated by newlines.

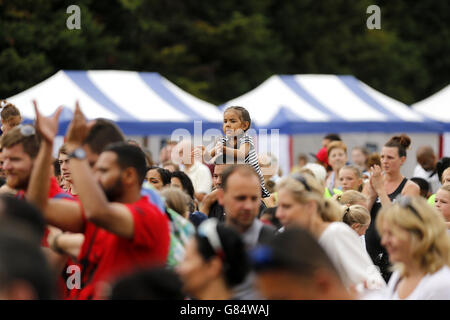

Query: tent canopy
left=411, top=84, right=450, bottom=130
left=221, top=75, right=443, bottom=134
left=7, top=70, right=223, bottom=135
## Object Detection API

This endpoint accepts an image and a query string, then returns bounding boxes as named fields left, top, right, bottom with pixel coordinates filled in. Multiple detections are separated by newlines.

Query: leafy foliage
left=0, top=0, right=448, bottom=105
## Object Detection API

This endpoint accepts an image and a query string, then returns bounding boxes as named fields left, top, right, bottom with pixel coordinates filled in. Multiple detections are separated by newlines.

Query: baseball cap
left=310, top=147, right=328, bottom=166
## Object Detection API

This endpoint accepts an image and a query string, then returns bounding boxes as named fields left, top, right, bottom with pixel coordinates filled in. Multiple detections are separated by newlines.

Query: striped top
left=221, top=134, right=270, bottom=198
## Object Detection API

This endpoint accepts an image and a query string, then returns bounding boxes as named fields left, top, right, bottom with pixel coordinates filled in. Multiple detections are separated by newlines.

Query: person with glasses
left=363, top=134, right=420, bottom=282
left=176, top=218, right=250, bottom=300
left=276, top=173, right=385, bottom=293
left=376, top=196, right=450, bottom=299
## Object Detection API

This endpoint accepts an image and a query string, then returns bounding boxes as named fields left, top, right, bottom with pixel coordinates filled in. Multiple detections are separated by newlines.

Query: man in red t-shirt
left=27, top=103, right=170, bottom=299
left=1, top=123, right=75, bottom=245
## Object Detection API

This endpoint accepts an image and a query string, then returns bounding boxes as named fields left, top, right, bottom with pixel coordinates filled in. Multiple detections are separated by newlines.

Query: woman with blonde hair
left=276, top=173, right=385, bottom=292
left=377, top=196, right=450, bottom=299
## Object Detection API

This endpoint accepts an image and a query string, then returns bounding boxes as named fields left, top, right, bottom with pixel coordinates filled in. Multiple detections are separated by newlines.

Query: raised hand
left=66, top=101, right=91, bottom=146
left=33, top=100, right=63, bottom=144
left=192, top=145, right=205, bottom=161
left=370, top=165, right=384, bottom=194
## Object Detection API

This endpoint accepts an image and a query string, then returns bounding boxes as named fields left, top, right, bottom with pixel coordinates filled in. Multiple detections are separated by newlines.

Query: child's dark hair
left=225, top=106, right=251, bottom=131
left=384, top=134, right=411, bottom=158
left=171, top=171, right=195, bottom=200
left=147, top=166, right=171, bottom=186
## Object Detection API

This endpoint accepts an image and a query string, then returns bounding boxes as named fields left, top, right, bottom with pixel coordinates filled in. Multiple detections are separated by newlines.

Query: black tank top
left=365, top=177, right=408, bottom=282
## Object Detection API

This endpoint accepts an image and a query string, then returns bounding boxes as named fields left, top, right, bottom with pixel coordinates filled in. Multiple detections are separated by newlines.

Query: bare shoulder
left=402, top=179, right=420, bottom=196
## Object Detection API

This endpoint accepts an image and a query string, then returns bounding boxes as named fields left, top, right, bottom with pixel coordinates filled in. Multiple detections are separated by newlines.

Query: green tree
left=0, top=0, right=118, bottom=99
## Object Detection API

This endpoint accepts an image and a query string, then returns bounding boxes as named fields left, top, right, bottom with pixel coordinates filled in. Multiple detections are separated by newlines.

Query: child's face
left=442, top=171, right=450, bottom=186
left=435, top=189, right=450, bottom=222
left=339, top=168, right=361, bottom=191
left=223, top=110, right=248, bottom=137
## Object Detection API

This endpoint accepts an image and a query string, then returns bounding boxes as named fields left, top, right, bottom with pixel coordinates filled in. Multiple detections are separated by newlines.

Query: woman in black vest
left=363, top=135, right=420, bottom=282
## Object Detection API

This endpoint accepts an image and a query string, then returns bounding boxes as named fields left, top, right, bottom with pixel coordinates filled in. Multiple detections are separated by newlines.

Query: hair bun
left=390, top=134, right=411, bottom=149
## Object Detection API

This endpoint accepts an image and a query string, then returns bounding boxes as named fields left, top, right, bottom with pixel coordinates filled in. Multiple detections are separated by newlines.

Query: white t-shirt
left=413, top=164, right=441, bottom=194
left=385, top=265, right=450, bottom=300
left=319, top=222, right=386, bottom=290
left=185, top=161, right=212, bottom=194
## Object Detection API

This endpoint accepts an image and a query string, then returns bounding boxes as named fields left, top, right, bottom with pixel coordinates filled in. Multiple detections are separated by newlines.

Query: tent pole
left=289, top=135, right=293, bottom=172
left=439, top=134, right=443, bottom=159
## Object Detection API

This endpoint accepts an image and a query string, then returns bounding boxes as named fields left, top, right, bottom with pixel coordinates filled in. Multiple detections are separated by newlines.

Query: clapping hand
left=369, top=165, right=384, bottom=194
left=66, top=101, right=92, bottom=147
left=33, top=100, right=63, bottom=144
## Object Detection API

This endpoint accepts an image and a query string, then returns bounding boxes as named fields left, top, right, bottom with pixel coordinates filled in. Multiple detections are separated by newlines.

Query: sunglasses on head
left=292, top=174, right=311, bottom=192
left=18, top=125, right=36, bottom=137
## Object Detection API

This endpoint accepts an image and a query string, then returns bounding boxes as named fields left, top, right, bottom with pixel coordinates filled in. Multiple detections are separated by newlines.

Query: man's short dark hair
left=323, top=133, right=341, bottom=142
left=103, top=142, right=147, bottom=185
left=251, top=227, right=341, bottom=281
left=83, top=119, right=125, bottom=155
left=221, top=164, right=260, bottom=191
left=1, top=125, right=40, bottom=158
left=0, top=194, right=45, bottom=242
left=110, top=267, right=184, bottom=300
left=0, top=229, right=54, bottom=299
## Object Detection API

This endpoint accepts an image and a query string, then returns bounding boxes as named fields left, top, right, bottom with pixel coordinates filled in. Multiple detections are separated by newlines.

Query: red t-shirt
left=16, top=176, right=75, bottom=247
left=70, top=195, right=170, bottom=300
left=17, top=177, right=76, bottom=299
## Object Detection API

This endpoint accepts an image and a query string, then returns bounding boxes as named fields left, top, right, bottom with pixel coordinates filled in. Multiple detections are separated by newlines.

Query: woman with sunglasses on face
left=363, top=135, right=420, bottom=282
left=276, top=173, right=385, bottom=294
left=377, top=196, right=450, bottom=299
left=176, top=218, right=250, bottom=300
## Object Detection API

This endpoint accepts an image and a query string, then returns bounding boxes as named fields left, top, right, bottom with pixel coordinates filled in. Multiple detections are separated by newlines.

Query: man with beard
left=27, top=103, right=170, bottom=300
left=1, top=123, right=74, bottom=245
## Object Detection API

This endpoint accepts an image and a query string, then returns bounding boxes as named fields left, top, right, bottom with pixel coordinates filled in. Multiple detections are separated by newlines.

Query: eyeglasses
left=197, top=218, right=225, bottom=259
left=292, top=174, right=311, bottom=192
left=18, top=125, right=36, bottom=137
left=396, top=195, right=423, bottom=222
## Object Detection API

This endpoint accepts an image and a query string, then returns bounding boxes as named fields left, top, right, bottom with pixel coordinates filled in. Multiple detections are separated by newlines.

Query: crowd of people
left=0, top=99, right=449, bottom=300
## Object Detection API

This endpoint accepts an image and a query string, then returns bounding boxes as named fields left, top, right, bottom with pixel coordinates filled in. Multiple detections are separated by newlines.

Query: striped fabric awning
left=7, top=70, right=223, bottom=135
left=411, top=84, right=450, bottom=131
left=221, top=75, right=443, bottom=134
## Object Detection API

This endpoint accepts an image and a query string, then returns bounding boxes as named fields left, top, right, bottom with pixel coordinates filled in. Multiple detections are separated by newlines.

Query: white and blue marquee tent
left=7, top=70, right=223, bottom=135
left=221, top=74, right=444, bottom=176
left=411, top=84, right=450, bottom=157
left=411, top=84, right=450, bottom=130
left=222, top=74, right=443, bottom=134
